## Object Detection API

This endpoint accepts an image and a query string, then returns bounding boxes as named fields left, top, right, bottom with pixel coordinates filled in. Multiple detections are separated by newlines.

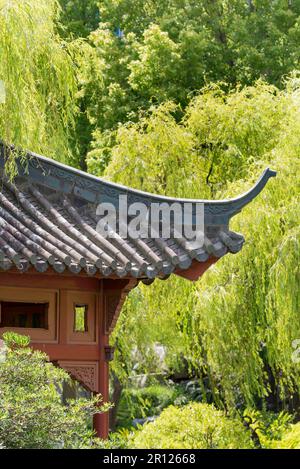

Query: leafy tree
left=231, top=0, right=300, bottom=85
left=0, top=0, right=80, bottom=171
left=91, top=81, right=288, bottom=194
left=185, top=81, right=288, bottom=190
left=87, top=26, right=138, bottom=132
left=86, top=0, right=300, bottom=146
left=0, top=332, right=110, bottom=449
left=101, top=79, right=300, bottom=416
left=58, top=0, right=100, bottom=38
left=128, top=25, right=183, bottom=103
left=243, top=408, right=293, bottom=448
left=89, top=101, right=201, bottom=196
left=1, top=0, right=299, bottom=447
left=56, top=0, right=300, bottom=170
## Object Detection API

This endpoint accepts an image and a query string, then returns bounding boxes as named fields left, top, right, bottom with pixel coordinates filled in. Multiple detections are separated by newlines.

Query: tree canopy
left=106, top=80, right=300, bottom=415
left=0, top=0, right=80, bottom=171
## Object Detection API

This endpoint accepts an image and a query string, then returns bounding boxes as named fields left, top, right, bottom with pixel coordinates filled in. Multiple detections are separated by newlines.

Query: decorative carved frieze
left=58, top=361, right=98, bottom=393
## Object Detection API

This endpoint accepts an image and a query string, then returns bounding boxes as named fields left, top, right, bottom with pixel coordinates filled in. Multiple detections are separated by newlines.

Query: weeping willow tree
left=0, top=0, right=79, bottom=170
left=187, top=146, right=299, bottom=412
left=104, top=79, right=300, bottom=415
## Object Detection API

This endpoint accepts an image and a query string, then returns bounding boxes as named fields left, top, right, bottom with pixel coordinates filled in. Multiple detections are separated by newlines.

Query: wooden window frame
left=73, top=304, right=88, bottom=333
left=0, top=286, right=58, bottom=343
left=66, top=291, right=98, bottom=344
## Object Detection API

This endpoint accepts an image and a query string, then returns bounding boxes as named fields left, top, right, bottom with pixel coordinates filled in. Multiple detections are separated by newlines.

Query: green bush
left=0, top=332, right=111, bottom=449
left=274, top=423, right=300, bottom=449
left=131, top=403, right=254, bottom=449
left=243, top=408, right=293, bottom=448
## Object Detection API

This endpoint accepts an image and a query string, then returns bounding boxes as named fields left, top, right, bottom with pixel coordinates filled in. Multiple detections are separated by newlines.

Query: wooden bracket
left=103, top=279, right=138, bottom=334
left=58, top=360, right=99, bottom=393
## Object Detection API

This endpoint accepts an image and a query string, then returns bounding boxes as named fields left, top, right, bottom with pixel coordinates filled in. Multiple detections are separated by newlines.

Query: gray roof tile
left=0, top=144, right=276, bottom=280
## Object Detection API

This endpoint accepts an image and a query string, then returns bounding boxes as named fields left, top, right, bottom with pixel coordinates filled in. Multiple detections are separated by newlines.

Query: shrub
left=131, top=403, right=254, bottom=449
left=274, top=423, right=300, bottom=449
left=243, top=408, right=293, bottom=448
left=0, top=332, right=110, bottom=449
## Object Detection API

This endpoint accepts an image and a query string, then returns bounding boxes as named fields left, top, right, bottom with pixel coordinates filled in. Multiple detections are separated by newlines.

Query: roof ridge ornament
left=222, top=167, right=277, bottom=215
left=0, top=143, right=277, bottom=280
left=0, top=142, right=276, bottom=207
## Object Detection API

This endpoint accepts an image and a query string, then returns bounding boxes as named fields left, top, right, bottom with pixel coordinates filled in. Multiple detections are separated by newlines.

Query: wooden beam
left=0, top=271, right=101, bottom=290
left=175, top=257, right=218, bottom=281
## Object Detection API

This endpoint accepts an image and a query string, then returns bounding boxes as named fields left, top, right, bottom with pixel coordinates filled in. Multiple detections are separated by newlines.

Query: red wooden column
left=93, top=278, right=138, bottom=438
left=93, top=338, right=110, bottom=438
left=93, top=280, right=109, bottom=438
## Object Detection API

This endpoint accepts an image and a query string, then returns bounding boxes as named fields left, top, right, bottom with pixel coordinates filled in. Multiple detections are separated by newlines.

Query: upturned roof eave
left=0, top=144, right=276, bottom=221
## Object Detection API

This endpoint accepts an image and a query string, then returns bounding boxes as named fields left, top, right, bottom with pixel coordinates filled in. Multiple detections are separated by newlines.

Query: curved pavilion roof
left=0, top=144, right=276, bottom=281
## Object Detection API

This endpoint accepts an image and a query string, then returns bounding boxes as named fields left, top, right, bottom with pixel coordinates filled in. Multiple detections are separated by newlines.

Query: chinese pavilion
left=0, top=144, right=276, bottom=437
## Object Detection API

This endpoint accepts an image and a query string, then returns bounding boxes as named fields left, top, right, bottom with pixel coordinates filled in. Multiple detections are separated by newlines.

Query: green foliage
left=105, top=427, right=133, bottom=449
left=100, top=102, right=200, bottom=197
left=274, top=422, right=300, bottom=449
left=185, top=81, right=288, bottom=188
left=131, top=403, right=254, bottom=449
left=96, top=81, right=288, bottom=192
left=128, top=25, right=183, bottom=103
left=0, top=0, right=80, bottom=171
left=99, top=0, right=300, bottom=90
left=0, top=332, right=110, bottom=449
left=242, top=408, right=300, bottom=449
left=84, top=0, right=300, bottom=160
left=53, top=0, right=300, bottom=173
left=3, top=331, right=30, bottom=349
left=186, top=136, right=299, bottom=410
left=243, top=408, right=293, bottom=448
left=230, top=0, right=300, bottom=86
left=57, top=0, right=300, bottom=171
left=110, top=278, right=194, bottom=385
left=86, top=25, right=139, bottom=133
left=117, top=385, right=183, bottom=428
left=58, top=0, right=100, bottom=38
left=67, top=36, right=104, bottom=169
left=104, top=79, right=300, bottom=415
